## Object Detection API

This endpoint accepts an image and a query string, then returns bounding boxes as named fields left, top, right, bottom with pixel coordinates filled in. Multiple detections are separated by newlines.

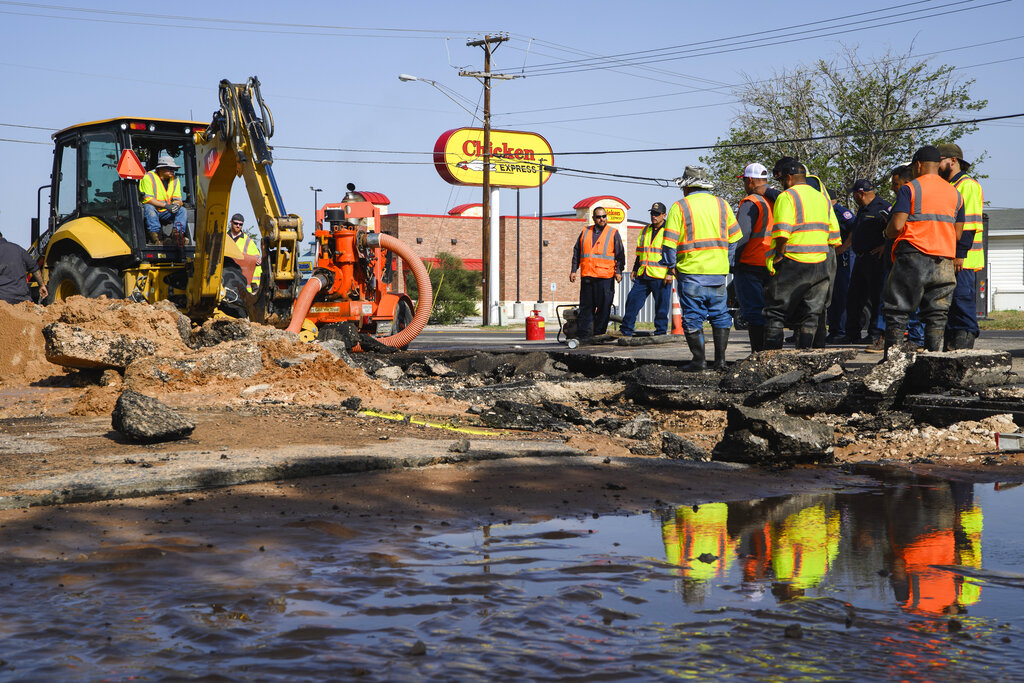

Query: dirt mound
left=0, top=301, right=60, bottom=386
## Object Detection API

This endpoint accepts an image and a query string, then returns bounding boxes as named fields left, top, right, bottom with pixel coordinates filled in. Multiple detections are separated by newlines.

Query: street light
left=397, top=74, right=483, bottom=123
left=310, top=186, right=322, bottom=230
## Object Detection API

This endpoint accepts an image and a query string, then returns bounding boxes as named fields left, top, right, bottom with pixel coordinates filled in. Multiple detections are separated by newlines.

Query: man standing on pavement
left=842, top=179, right=891, bottom=349
left=665, top=165, right=741, bottom=370
left=937, top=142, right=984, bottom=350
left=763, top=158, right=842, bottom=350
left=732, top=162, right=779, bottom=351
left=139, top=154, right=187, bottom=245
left=570, top=208, right=624, bottom=339
left=227, top=213, right=262, bottom=293
left=882, top=145, right=964, bottom=352
left=826, top=189, right=858, bottom=343
left=619, top=202, right=673, bottom=337
left=0, top=232, right=48, bottom=304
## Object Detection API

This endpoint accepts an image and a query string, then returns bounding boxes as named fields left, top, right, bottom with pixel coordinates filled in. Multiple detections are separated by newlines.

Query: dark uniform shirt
left=851, top=195, right=893, bottom=255
left=0, top=237, right=39, bottom=304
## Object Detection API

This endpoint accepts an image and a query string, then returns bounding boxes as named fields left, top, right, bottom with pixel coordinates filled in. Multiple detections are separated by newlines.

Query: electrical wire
left=515, top=1, right=1006, bottom=76
left=557, top=112, right=1024, bottom=155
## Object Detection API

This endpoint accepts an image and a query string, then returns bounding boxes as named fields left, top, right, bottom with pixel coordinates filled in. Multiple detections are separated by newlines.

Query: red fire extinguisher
left=525, top=308, right=546, bottom=340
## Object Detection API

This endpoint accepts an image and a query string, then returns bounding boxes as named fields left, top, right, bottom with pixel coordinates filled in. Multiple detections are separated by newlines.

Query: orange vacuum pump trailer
left=287, top=185, right=431, bottom=349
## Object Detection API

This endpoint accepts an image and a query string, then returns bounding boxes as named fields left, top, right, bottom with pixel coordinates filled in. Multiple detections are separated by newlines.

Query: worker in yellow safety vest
left=937, top=142, right=984, bottom=350
left=763, top=158, right=841, bottom=349
left=227, top=213, right=262, bottom=293
left=666, top=165, right=742, bottom=371
left=619, top=202, right=674, bottom=337
left=139, top=154, right=188, bottom=245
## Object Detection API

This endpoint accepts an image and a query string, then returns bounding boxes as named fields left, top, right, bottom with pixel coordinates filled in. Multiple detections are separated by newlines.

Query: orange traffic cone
left=670, top=283, right=684, bottom=335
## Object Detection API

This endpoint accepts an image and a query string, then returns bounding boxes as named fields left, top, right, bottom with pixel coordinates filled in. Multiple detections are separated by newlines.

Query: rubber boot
left=683, top=331, right=706, bottom=372
left=812, top=316, right=827, bottom=348
left=747, top=324, right=765, bottom=352
left=947, top=329, right=975, bottom=351
left=711, top=327, right=730, bottom=370
left=883, top=325, right=907, bottom=358
left=795, top=328, right=815, bottom=349
left=924, top=327, right=944, bottom=352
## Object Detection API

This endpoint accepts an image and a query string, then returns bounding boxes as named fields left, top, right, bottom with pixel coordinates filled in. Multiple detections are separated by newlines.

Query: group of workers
left=570, top=143, right=982, bottom=366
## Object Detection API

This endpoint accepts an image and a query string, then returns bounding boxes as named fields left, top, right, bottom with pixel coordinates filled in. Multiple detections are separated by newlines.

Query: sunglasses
left=594, top=214, right=608, bottom=219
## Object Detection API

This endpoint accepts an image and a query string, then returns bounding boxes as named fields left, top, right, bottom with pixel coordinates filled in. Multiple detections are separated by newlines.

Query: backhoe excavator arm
left=190, top=76, right=303, bottom=323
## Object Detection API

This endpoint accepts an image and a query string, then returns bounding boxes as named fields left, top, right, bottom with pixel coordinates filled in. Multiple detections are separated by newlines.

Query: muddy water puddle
left=3, top=481, right=1024, bottom=681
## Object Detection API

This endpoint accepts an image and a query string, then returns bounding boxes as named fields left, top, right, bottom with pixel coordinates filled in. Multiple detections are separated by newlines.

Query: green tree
left=700, top=45, right=986, bottom=204
left=405, top=251, right=482, bottom=325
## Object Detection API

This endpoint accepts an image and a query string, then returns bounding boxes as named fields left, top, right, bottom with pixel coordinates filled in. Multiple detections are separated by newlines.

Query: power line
left=557, top=112, right=1024, bottom=156
left=0, top=1, right=476, bottom=36
left=520, top=1, right=1008, bottom=77
left=517, top=1, right=943, bottom=73
left=495, top=33, right=1024, bottom=118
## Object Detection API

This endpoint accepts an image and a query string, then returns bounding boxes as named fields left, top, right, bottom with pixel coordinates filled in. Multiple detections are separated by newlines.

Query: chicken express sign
left=434, top=128, right=554, bottom=188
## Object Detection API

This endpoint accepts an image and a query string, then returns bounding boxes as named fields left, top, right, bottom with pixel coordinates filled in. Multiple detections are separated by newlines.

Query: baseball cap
left=937, top=142, right=971, bottom=169
left=912, top=145, right=942, bottom=163
left=774, top=158, right=805, bottom=177
left=649, top=202, right=667, bottom=215
left=737, top=162, right=769, bottom=179
left=851, top=179, right=873, bottom=193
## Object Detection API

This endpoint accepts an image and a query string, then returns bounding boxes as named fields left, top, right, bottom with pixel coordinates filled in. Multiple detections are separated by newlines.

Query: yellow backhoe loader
left=30, top=76, right=302, bottom=324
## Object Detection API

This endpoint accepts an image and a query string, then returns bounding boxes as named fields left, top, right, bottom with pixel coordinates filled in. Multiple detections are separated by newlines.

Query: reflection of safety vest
left=770, top=504, right=840, bottom=590
left=232, top=232, right=262, bottom=293
left=661, top=503, right=735, bottom=583
left=767, top=184, right=839, bottom=274
left=738, top=193, right=774, bottom=267
left=894, top=174, right=962, bottom=259
left=579, top=225, right=617, bottom=278
left=953, top=174, right=985, bottom=270
left=669, top=192, right=740, bottom=275
left=139, top=171, right=182, bottom=213
left=958, top=505, right=983, bottom=606
left=636, top=222, right=668, bottom=279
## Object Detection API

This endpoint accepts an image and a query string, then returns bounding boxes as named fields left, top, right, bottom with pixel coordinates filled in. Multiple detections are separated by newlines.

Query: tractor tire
left=46, top=253, right=124, bottom=304
left=219, top=263, right=249, bottom=319
left=383, top=298, right=415, bottom=350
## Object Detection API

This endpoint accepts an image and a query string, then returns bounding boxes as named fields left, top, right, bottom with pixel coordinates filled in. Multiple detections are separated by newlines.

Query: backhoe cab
left=31, top=77, right=302, bottom=324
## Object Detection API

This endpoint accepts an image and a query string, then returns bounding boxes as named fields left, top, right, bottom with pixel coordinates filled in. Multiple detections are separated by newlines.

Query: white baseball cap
left=737, top=162, right=769, bottom=179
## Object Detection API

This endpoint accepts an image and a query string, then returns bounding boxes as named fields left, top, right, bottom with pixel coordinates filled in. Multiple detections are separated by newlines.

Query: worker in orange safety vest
left=570, top=208, right=625, bottom=339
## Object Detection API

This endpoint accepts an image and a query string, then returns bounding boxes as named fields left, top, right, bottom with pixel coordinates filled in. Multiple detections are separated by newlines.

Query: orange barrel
left=526, top=308, right=546, bottom=340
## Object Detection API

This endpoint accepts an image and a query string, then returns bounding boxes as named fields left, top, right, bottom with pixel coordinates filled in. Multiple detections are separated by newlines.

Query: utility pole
left=461, top=34, right=516, bottom=326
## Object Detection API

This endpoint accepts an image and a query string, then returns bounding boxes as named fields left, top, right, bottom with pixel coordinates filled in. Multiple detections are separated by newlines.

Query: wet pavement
left=2, top=475, right=1023, bottom=681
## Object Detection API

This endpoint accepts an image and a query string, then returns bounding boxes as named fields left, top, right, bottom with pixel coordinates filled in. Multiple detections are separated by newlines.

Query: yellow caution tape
left=359, top=409, right=502, bottom=436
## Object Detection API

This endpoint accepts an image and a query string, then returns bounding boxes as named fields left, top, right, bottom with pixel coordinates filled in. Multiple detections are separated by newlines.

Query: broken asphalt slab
left=0, top=437, right=588, bottom=510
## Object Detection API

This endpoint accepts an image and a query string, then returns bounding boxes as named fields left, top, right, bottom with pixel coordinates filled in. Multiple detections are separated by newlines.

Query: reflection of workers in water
left=770, top=503, right=841, bottom=597
left=661, top=503, right=737, bottom=604
left=889, top=482, right=982, bottom=615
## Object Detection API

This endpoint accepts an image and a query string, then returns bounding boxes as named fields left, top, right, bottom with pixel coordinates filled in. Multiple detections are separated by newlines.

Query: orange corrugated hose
left=376, top=233, right=432, bottom=348
left=285, top=234, right=432, bottom=350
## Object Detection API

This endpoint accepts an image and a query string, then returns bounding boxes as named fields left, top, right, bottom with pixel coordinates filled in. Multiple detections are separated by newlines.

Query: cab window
left=55, top=139, right=78, bottom=224
left=80, top=131, right=132, bottom=244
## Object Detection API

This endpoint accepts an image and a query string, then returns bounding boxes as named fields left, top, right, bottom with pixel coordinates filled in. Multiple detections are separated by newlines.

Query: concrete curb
left=0, top=438, right=583, bottom=510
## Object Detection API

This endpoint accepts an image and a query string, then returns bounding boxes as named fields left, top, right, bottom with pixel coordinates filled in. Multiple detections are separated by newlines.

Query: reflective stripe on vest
left=580, top=225, right=617, bottom=278
left=636, top=222, right=668, bottom=279
left=140, top=170, right=181, bottom=212
left=954, top=174, right=985, bottom=270
left=738, top=193, right=773, bottom=267
left=767, top=185, right=832, bottom=271
left=674, top=193, right=737, bottom=275
left=894, top=175, right=961, bottom=259
left=236, top=234, right=262, bottom=291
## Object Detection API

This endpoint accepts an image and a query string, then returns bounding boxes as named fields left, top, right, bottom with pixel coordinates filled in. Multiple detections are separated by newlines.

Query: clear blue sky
left=1, top=0, right=1021, bottom=247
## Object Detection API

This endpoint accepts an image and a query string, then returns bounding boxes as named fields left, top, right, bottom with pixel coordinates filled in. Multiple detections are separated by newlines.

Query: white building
left=987, top=209, right=1024, bottom=311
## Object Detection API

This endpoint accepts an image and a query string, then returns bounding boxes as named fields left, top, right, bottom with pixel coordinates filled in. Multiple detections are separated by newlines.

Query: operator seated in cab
left=140, top=154, right=188, bottom=245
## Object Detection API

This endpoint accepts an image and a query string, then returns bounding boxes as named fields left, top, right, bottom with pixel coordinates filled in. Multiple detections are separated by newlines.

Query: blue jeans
left=946, top=268, right=980, bottom=336
left=144, top=204, right=187, bottom=237
left=733, top=266, right=769, bottom=326
left=620, top=275, right=672, bottom=335
left=678, top=279, right=731, bottom=333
